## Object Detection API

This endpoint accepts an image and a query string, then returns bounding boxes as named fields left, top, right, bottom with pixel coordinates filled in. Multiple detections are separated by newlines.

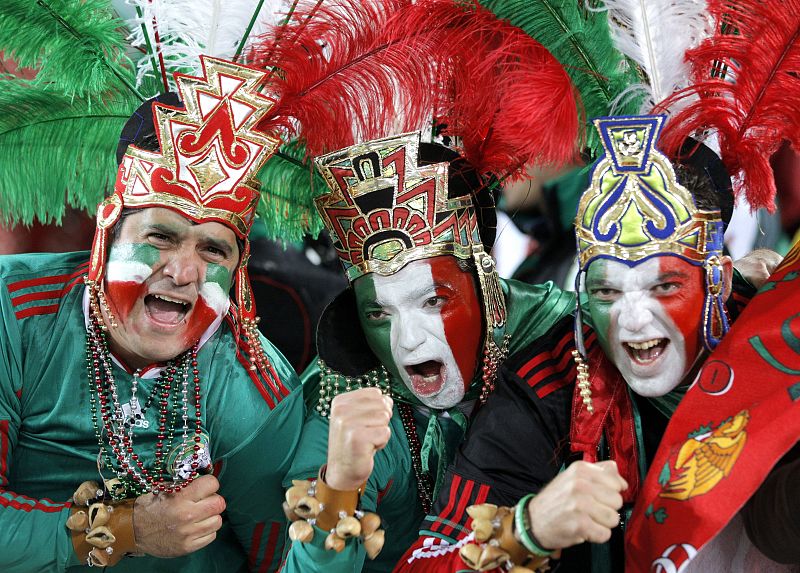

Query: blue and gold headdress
left=575, top=115, right=729, bottom=353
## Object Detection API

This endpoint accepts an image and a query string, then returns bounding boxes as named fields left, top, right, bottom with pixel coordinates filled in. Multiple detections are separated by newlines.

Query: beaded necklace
left=86, top=311, right=204, bottom=497
left=397, top=403, right=434, bottom=513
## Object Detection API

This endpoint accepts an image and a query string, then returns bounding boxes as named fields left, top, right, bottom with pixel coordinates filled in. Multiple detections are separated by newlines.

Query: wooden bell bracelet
left=67, top=494, right=137, bottom=567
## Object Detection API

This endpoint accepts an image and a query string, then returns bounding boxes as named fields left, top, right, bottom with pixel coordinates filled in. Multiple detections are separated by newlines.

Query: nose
left=394, top=312, right=425, bottom=352
left=616, top=293, right=653, bottom=333
left=162, top=248, right=203, bottom=286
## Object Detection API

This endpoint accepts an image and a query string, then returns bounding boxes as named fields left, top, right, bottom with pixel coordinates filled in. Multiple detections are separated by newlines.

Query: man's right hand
left=527, top=460, right=627, bottom=550
left=325, top=388, right=394, bottom=491
left=133, top=474, right=226, bottom=557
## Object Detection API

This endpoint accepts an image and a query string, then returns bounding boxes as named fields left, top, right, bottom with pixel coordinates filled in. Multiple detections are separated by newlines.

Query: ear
left=720, top=255, right=734, bottom=302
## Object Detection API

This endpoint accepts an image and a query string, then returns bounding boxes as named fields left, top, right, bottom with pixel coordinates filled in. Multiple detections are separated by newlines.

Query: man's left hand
left=734, top=249, right=783, bottom=289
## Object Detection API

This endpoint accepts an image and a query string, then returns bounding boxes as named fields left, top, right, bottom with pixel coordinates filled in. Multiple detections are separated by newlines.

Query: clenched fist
left=133, top=474, right=226, bottom=557
left=325, top=388, right=394, bottom=491
left=527, top=460, right=628, bottom=550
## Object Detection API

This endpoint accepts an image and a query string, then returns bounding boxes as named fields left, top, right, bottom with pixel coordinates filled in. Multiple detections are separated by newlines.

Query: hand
left=734, top=249, right=783, bottom=289
left=325, top=388, right=393, bottom=491
left=133, top=474, right=226, bottom=557
left=527, top=460, right=627, bottom=550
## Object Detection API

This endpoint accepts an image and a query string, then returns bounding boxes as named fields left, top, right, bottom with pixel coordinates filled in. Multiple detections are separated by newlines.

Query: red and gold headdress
left=85, top=56, right=284, bottom=376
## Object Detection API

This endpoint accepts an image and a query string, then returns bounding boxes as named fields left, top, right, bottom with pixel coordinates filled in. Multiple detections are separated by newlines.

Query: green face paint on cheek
left=107, top=242, right=161, bottom=281
left=353, top=274, right=401, bottom=380
left=205, top=263, right=233, bottom=292
left=585, top=262, right=614, bottom=356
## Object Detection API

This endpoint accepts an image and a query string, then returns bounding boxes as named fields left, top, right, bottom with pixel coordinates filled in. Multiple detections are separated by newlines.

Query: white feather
left=592, top=0, right=713, bottom=113
left=123, top=0, right=292, bottom=89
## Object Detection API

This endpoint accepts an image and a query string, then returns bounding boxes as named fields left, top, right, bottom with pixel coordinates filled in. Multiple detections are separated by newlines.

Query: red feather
left=657, top=0, right=800, bottom=212
left=248, top=0, right=580, bottom=178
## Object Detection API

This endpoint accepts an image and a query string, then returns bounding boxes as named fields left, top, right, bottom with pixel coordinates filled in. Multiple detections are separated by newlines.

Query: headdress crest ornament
left=314, top=132, right=482, bottom=282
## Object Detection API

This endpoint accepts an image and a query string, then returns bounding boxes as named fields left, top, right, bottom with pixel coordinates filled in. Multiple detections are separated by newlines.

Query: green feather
left=0, top=0, right=139, bottom=98
left=479, top=0, right=643, bottom=157
left=0, top=79, right=140, bottom=225
left=254, top=140, right=327, bottom=244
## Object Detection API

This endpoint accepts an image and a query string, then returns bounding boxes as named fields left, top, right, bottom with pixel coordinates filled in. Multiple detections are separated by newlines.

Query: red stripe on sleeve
left=15, top=304, right=60, bottom=320
left=0, top=421, right=8, bottom=486
left=11, top=289, right=64, bottom=307
left=248, top=522, right=265, bottom=570
left=439, top=480, right=475, bottom=538
left=258, top=522, right=282, bottom=573
left=430, top=474, right=461, bottom=533
left=6, top=273, right=74, bottom=293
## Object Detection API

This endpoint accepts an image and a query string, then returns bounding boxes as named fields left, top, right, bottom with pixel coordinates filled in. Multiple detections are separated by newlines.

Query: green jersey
left=282, top=279, right=575, bottom=573
left=0, top=252, right=304, bottom=572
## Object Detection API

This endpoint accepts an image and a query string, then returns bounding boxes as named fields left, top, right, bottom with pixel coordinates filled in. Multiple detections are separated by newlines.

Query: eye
left=423, top=295, right=446, bottom=309
left=148, top=232, right=172, bottom=246
left=652, top=282, right=680, bottom=295
left=203, top=245, right=227, bottom=260
left=589, top=287, right=621, bottom=302
left=365, top=309, right=388, bottom=321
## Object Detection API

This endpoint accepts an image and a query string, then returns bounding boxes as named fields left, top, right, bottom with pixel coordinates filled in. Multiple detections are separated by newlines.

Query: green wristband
left=514, top=493, right=553, bottom=558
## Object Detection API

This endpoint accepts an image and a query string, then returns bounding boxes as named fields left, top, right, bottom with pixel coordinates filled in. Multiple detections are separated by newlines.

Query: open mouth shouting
left=144, top=293, right=193, bottom=327
left=404, top=360, right=446, bottom=397
left=624, top=338, right=670, bottom=366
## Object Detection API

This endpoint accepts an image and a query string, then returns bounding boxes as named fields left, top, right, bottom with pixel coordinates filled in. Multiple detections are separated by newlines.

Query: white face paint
left=586, top=257, right=704, bottom=397
left=365, top=261, right=467, bottom=409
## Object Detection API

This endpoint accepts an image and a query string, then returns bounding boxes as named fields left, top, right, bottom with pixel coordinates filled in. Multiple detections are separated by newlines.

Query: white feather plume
left=124, top=0, right=292, bottom=89
left=593, top=0, right=713, bottom=113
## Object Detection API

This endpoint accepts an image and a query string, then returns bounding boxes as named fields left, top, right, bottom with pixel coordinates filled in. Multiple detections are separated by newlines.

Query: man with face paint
left=392, top=116, right=771, bottom=573
left=0, top=58, right=306, bottom=572
left=280, top=131, right=578, bottom=573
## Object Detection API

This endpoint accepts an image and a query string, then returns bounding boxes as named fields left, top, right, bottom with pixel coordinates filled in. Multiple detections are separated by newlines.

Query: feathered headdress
left=655, top=0, right=800, bottom=212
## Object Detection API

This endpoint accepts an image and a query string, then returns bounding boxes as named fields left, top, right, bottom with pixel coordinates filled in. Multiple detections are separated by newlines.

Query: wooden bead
left=477, top=545, right=509, bottom=570
left=87, top=503, right=111, bottom=528
left=86, top=526, right=116, bottom=549
left=471, top=518, right=494, bottom=542
left=73, top=481, right=101, bottom=506
left=66, top=510, right=88, bottom=531
left=293, top=496, right=322, bottom=519
left=285, top=484, right=309, bottom=509
left=363, top=528, right=385, bottom=560
left=88, top=548, right=111, bottom=567
left=335, top=516, right=361, bottom=539
left=288, top=520, right=314, bottom=543
left=359, top=512, right=382, bottom=538
left=324, top=532, right=345, bottom=552
left=283, top=501, right=300, bottom=522
left=459, top=543, right=483, bottom=569
left=466, top=503, right=498, bottom=522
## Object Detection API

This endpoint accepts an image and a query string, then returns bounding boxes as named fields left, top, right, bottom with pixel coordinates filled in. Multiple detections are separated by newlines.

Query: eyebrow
left=204, top=236, right=235, bottom=257
left=144, top=224, right=234, bottom=257
left=657, top=270, right=691, bottom=281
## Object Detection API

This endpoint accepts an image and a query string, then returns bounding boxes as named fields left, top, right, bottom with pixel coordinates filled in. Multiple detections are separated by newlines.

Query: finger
left=188, top=530, right=218, bottom=553
left=330, top=398, right=393, bottom=424
left=371, top=426, right=392, bottom=451
left=182, top=474, right=220, bottom=502
left=191, top=513, right=224, bottom=537
left=581, top=518, right=614, bottom=545
left=590, top=486, right=624, bottom=512
left=586, top=500, right=621, bottom=530
left=593, top=461, right=629, bottom=491
left=193, top=493, right=226, bottom=520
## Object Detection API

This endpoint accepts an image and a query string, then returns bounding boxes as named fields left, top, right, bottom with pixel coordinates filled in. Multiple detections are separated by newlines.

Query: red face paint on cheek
left=181, top=297, right=218, bottom=346
left=657, top=257, right=706, bottom=366
left=105, top=281, right=147, bottom=323
left=428, top=257, right=483, bottom=391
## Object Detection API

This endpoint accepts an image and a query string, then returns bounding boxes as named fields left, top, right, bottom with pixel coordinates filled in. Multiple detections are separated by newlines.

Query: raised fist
left=133, top=474, right=226, bottom=557
left=526, top=460, right=628, bottom=550
left=325, top=388, right=394, bottom=491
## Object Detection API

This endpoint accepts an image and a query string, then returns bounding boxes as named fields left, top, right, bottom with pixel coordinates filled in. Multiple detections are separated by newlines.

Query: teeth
left=627, top=339, right=661, bottom=350
left=153, top=294, right=188, bottom=307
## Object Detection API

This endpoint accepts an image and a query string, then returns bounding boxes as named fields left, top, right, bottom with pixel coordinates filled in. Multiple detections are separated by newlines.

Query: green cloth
left=0, top=252, right=305, bottom=572
left=281, top=278, right=576, bottom=573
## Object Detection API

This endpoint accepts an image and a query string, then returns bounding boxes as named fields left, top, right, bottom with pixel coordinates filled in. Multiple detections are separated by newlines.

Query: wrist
left=324, top=462, right=362, bottom=492
left=514, top=494, right=553, bottom=558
